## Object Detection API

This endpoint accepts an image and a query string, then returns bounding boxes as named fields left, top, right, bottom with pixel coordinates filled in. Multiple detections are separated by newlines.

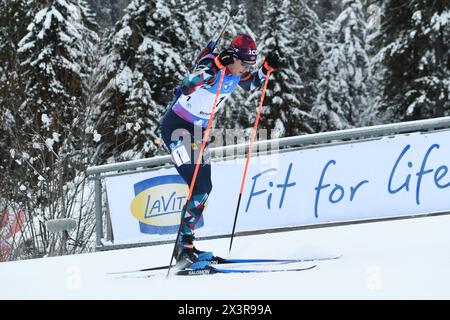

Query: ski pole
left=228, top=65, right=274, bottom=254
left=167, top=61, right=227, bottom=277
left=192, top=8, right=239, bottom=69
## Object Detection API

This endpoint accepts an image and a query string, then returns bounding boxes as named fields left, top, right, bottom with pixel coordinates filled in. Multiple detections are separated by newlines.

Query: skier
left=160, top=34, right=280, bottom=267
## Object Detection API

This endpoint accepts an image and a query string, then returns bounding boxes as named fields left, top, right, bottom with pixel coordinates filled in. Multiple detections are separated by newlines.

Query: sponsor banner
left=105, top=130, right=450, bottom=243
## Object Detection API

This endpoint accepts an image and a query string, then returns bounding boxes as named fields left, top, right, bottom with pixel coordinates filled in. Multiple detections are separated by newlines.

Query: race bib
left=170, top=142, right=191, bottom=167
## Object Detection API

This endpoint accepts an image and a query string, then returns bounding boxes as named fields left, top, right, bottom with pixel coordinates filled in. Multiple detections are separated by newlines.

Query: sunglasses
left=240, top=60, right=256, bottom=68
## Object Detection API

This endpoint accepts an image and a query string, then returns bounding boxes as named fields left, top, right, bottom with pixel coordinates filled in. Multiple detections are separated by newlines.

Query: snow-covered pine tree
left=312, top=0, right=371, bottom=131
left=93, top=0, right=190, bottom=162
left=176, top=0, right=219, bottom=66
left=364, top=0, right=384, bottom=126
left=76, top=0, right=98, bottom=30
left=254, top=0, right=323, bottom=138
left=378, top=0, right=450, bottom=121
left=0, top=0, right=35, bottom=118
left=0, top=0, right=38, bottom=201
left=85, top=0, right=129, bottom=28
left=0, top=1, right=35, bottom=98
left=17, top=0, right=97, bottom=164
left=12, top=0, right=98, bottom=257
left=242, top=0, right=266, bottom=32
left=305, top=0, right=342, bottom=21
left=289, top=0, right=326, bottom=133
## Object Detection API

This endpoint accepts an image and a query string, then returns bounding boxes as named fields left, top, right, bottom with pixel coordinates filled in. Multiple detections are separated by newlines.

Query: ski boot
left=175, top=234, right=199, bottom=268
left=175, top=234, right=214, bottom=267
left=193, top=246, right=214, bottom=261
left=175, top=246, right=199, bottom=269
left=182, top=234, right=214, bottom=261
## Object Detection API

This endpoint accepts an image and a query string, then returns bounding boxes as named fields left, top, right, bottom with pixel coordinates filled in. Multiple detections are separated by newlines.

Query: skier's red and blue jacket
left=171, top=53, right=268, bottom=127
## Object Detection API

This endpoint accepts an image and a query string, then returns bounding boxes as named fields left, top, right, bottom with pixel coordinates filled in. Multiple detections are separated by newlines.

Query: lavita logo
left=130, top=175, right=205, bottom=234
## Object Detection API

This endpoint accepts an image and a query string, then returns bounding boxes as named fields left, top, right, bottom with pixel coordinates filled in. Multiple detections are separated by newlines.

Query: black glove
left=264, top=52, right=281, bottom=71
left=218, top=48, right=235, bottom=67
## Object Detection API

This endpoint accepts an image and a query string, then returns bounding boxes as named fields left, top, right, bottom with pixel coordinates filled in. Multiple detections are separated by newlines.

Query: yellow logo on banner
left=130, top=183, right=188, bottom=227
left=130, top=175, right=207, bottom=234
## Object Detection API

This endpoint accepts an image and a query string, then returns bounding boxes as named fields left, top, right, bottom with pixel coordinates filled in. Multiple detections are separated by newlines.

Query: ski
left=175, top=262, right=317, bottom=276
left=209, top=254, right=342, bottom=265
left=109, top=254, right=341, bottom=275
left=109, top=264, right=169, bottom=275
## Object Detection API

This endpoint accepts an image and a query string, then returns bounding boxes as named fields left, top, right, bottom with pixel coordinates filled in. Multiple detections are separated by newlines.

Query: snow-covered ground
left=1, top=214, right=449, bottom=300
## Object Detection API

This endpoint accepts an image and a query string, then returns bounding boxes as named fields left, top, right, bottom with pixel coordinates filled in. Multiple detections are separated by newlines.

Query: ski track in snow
left=0, top=214, right=450, bottom=299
